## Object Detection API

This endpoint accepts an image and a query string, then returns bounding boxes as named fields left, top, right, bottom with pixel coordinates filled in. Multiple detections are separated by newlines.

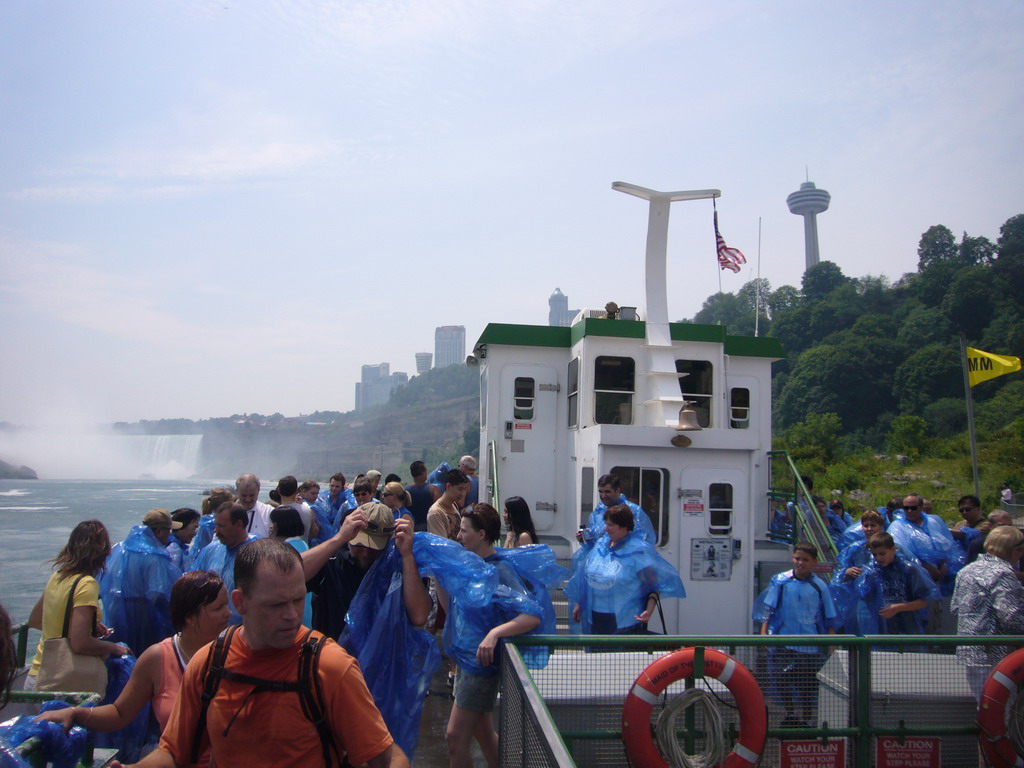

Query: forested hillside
left=683, top=214, right=1024, bottom=504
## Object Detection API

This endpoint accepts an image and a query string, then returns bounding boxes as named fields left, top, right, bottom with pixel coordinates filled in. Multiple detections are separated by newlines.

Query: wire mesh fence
left=501, top=634, right=1022, bottom=768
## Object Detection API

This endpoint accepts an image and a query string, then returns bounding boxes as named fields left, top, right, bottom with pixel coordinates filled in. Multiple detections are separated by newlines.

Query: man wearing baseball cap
left=142, top=508, right=183, bottom=546
left=301, top=503, right=431, bottom=767
left=302, top=502, right=424, bottom=639
left=100, top=509, right=181, bottom=654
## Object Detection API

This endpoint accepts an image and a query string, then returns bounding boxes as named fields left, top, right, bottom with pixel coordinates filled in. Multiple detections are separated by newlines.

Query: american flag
left=714, top=210, right=746, bottom=273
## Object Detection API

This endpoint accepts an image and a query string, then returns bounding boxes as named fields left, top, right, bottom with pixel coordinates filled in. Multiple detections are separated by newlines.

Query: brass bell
left=675, top=401, right=703, bottom=432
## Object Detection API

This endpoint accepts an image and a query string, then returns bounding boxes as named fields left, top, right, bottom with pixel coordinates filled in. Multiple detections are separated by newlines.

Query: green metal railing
left=503, top=634, right=1019, bottom=768
left=767, top=450, right=839, bottom=561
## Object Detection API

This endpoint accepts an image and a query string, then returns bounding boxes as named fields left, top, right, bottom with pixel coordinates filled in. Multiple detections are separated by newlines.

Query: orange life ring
left=622, top=647, right=767, bottom=768
left=978, top=647, right=1024, bottom=768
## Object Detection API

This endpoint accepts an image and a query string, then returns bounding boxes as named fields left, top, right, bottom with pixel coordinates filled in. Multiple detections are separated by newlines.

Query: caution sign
left=780, top=739, right=845, bottom=768
left=681, top=489, right=704, bottom=514
left=876, top=737, right=940, bottom=768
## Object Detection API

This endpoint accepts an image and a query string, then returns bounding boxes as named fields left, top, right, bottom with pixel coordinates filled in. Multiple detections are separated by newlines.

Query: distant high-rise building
left=786, top=180, right=831, bottom=271
left=548, top=288, right=579, bottom=327
left=355, top=363, right=408, bottom=412
left=415, top=352, right=433, bottom=375
left=434, top=326, right=465, bottom=368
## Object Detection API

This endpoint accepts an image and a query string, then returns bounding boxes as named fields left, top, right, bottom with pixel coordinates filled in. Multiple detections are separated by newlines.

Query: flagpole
left=755, top=217, right=762, bottom=337
left=959, top=333, right=981, bottom=499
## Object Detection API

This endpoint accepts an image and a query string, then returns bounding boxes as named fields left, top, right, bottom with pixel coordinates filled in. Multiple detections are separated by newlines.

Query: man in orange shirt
left=113, top=538, right=392, bottom=768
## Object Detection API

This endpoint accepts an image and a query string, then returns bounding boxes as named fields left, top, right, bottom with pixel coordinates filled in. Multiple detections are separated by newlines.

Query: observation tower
left=786, top=180, right=831, bottom=270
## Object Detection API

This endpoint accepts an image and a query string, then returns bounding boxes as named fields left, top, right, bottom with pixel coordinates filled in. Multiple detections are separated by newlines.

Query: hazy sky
left=1, top=1, right=1021, bottom=425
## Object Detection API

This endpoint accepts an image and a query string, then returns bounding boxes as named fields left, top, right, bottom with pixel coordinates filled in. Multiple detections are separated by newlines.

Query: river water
left=0, top=478, right=467, bottom=767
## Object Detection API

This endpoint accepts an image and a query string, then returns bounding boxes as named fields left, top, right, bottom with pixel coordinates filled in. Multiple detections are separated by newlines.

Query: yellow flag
left=966, top=347, right=1022, bottom=386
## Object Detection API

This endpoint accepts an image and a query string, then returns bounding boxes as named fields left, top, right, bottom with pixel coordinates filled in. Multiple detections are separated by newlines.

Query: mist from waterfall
left=0, top=430, right=204, bottom=480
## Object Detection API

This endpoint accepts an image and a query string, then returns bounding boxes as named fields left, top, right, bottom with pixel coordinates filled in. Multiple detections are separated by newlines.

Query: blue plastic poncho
left=828, top=540, right=873, bottom=634
left=339, top=541, right=440, bottom=760
left=100, top=526, right=179, bottom=654
left=953, top=524, right=983, bottom=553
left=753, top=569, right=838, bottom=647
left=93, top=654, right=152, bottom=763
left=411, top=532, right=498, bottom=608
left=189, top=514, right=215, bottom=559
left=427, top=462, right=451, bottom=493
left=854, top=552, right=939, bottom=635
left=566, top=531, right=685, bottom=634
left=189, top=534, right=257, bottom=624
left=836, top=521, right=867, bottom=551
left=582, top=496, right=657, bottom=548
left=309, top=502, right=338, bottom=547
left=887, top=514, right=964, bottom=594
left=166, top=532, right=193, bottom=572
left=443, top=556, right=542, bottom=677
left=0, top=702, right=89, bottom=768
left=491, top=545, right=569, bottom=668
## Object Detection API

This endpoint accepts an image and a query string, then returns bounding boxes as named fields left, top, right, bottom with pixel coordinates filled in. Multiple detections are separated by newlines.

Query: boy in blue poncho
left=100, top=510, right=181, bottom=654
left=567, top=504, right=685, bottom=635
left=856, top=532, right=939, bottom=635
left=755, top=543, right=836, bottom=728
left=438, top=504, right=542, bottom=768
left=829, top=510, right=885, bottom=633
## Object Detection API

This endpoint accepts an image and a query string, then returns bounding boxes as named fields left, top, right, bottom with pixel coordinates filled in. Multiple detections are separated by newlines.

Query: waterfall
left=121, top=435, right=203, bottom=479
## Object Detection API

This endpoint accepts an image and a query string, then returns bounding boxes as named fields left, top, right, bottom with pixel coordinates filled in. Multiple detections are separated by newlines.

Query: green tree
left=886, top=414, right=928, bottom=457
left=775, top=336, right=901, bottom=431
left=767, top=285, right=800, bottom=317
left=958, top=233, right=996, bottom=266
left=940, top=266, right=995, bottom=337
left=690, top=291, right=748, bottom=329
left=782, top=412, right=843, bottom=470
left=893, top=344, right=961, bottom=415
left=917, top=224, right=958, bottom=271
left=801, top=261, right=849, bottom=301
left=993, top=214, right=1024, bottom=297
left=897, top=305, right=954, bottom=348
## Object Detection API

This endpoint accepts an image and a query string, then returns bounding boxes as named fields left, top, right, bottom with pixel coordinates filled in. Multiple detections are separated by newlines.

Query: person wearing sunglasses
left=888, top=493, right=964, bottom=631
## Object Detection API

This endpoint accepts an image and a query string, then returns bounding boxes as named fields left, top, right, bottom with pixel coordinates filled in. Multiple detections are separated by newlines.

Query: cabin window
left=709, top=482, right=733, bottom=536
left=580, top=467, right=594, bottom=524
left=513, top=377, right=535, bottom=420
left=730, top=387, right=750, bottom=429
left=609, top=465, right=669, bottom=546
left=567, top=358, right=580, bottom=428
left=595, top=356, right=634, bottom=425
left=676, top=360, right=713, bottom=427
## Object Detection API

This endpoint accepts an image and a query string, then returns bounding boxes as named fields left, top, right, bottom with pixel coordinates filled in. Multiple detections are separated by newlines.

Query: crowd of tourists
left=14, top=461, right=691, bottom=768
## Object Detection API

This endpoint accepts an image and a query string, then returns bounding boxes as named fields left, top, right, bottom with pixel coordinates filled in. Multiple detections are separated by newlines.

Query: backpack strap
left=296, top=628, right=342, bottom=768
left=191, top=625, right=238, bottom=765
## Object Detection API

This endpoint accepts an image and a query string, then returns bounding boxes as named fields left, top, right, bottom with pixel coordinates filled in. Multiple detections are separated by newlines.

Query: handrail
left=487, top=439, right=500, bottom=508
left=767, top=450, right=839, bottom=560
left=11, top=621, right=29, bottom=667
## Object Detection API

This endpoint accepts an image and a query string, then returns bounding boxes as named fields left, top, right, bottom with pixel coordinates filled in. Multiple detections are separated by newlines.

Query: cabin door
left=660, top=466, right=751, bottom=635
left=496, top=365, right=559, bottom=531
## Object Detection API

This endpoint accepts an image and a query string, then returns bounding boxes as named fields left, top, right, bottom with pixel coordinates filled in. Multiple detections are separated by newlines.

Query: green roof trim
left=475, top=320, right=784, bottom=359
left=475, top=323, right=570, bottom=348
left=570, top=318, right=644, bottom=345
left=670, top=324, right=727, bottom=343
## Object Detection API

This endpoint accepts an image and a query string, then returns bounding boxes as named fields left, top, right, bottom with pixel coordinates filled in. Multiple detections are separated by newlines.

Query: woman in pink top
left=38, top=571, right=230, bottom=752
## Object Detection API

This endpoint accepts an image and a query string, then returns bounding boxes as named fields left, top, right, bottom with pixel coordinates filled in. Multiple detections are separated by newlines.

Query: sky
left=1, top=0, right=1021, bottom=426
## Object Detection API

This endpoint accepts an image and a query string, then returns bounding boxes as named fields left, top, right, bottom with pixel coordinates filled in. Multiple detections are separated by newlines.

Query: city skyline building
left=786, top=179, right=831, bottom=271
left=548, top=288, right=580, bottom=327
left=354, top=362, right=408, bottom=412
left=434, top=325, right=466, bottom=368
left=414, top=352, right=433, bottom=375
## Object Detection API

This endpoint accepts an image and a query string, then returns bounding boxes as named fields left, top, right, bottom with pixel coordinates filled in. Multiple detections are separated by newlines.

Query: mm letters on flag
left=966, top=347, right=1022, bottom=387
